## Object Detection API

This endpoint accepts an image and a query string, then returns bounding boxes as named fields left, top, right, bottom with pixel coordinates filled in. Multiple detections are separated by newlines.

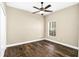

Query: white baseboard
left=45, top=38, right=79, bottom=50
left=6, top=38, right=44, bottom=47
left=6, top=38, right=79, bottom=50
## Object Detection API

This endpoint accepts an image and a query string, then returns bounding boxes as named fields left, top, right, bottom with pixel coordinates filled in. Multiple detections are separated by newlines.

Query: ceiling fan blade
left=44, top=10, right=52, bottom=12
left=33, top=6, right=40, bottom=10
left=32, top=11, right=40, bottom=14
left=45, top=5, right=51, bottom=9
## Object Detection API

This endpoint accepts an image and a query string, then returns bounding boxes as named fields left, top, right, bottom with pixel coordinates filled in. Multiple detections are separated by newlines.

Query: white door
left=0, top=3, right=6, bottom=57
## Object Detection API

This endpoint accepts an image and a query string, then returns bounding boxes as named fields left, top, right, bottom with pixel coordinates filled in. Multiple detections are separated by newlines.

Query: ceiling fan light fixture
left=40, top=11, right=44, bottom=14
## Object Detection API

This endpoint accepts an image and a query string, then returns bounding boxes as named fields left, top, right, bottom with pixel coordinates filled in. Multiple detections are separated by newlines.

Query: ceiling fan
left=32, top=2, right=52, bottom=15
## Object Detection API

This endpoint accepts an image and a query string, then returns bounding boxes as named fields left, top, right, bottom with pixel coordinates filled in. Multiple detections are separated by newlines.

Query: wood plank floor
left=4, top=40, right=78, bottom=57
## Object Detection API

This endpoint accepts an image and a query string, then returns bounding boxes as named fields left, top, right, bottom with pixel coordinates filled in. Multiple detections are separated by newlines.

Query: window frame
left=48, top=21, right=56, bottom=37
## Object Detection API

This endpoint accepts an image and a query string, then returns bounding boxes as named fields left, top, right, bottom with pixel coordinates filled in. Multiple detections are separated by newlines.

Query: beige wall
left=6, top=6, right=44, bottom=45
left=45, top=4, right=79, bottom=47
left=6, top=4, right=79, bottom=48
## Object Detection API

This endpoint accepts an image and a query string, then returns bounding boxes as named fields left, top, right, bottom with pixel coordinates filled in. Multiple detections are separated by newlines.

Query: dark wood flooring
left=4, top=40, right=78, bottom=57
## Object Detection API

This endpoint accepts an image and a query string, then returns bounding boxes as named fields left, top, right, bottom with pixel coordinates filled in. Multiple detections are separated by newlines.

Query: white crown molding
left=6, top=2, right=78, bottom=15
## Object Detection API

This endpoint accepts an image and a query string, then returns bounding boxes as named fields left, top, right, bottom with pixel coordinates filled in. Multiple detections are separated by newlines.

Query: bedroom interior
left=0, top=2, right=79, bottom=57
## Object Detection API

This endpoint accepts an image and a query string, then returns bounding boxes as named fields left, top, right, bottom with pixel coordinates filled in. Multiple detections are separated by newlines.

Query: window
left=48, top=21, right=56, bottom=36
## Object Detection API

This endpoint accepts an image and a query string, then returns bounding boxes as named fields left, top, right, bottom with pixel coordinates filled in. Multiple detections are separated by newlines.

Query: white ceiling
left=6, top=2, right=78, bottom=15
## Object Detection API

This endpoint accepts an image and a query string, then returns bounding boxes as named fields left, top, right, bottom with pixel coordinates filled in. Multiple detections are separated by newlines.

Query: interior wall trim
left=0, top=47, right=6, bottom=57
left=6, top=38, right=44, bottom=47
left=6, top=38, right=79, bottom=50
left=45, top=38, right=79, bottom=50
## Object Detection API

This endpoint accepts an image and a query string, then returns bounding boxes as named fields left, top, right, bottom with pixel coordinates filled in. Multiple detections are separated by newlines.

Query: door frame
left=0, top=3, right=6, bottom=57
